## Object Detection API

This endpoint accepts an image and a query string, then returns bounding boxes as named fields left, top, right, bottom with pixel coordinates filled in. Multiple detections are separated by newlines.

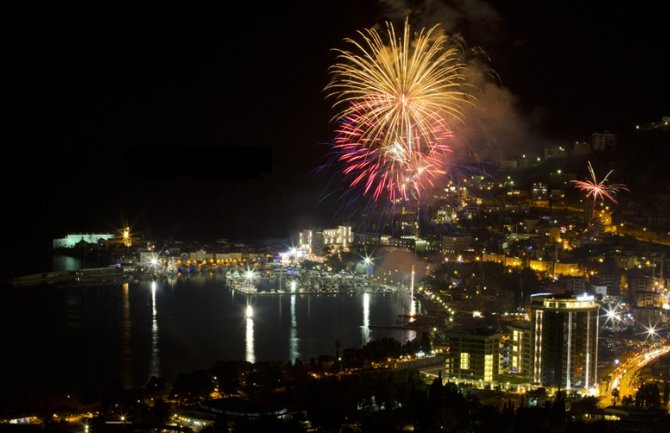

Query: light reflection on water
left=149, top=281, right=160, bottom=378
left=290, top=294, right=298, bottom=362
left=245, top=316, right=255, bottom=364
left=121, top=282, right=132, bottom=388
left=0, top=275, right=417, bottom=394
left=52, top=255, right=81, bottom=272
left=362, top=292, right=370, bottom=344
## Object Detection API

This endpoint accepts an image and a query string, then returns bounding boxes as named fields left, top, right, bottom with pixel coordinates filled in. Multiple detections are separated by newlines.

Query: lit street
left=600, top=345, right=670, bottom=407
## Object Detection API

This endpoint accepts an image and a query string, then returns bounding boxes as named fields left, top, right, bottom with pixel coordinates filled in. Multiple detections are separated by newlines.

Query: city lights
left=642, top=322, right=659, bottom=341
left=603, top=304, right=620, bottom=324
left=5, top=3, right=669, bottom=431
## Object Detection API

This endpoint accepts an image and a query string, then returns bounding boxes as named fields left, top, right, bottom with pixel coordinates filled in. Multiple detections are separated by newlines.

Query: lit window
left=460, top=352, right=470, bottom=370
left=484, top=354, right=494, bottom=382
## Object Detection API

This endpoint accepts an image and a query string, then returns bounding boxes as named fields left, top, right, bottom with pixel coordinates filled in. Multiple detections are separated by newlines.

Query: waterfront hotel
left=531, top=293, right=599, bottom=391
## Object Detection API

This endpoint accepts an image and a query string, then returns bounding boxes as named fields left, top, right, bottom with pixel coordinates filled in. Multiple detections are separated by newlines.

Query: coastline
left=5, top=267, right=127, bottom=287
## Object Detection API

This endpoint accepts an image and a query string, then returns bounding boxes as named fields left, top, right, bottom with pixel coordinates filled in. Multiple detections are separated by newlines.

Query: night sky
left=4, top=1, right=668, bottom=276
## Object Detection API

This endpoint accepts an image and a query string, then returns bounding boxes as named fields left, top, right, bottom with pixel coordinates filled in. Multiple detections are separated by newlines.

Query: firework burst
left=325, top=19, right=471, bottom=201
left=571, top=161, right=628, bottom=206
left=332, top=101, right=453, bottom=201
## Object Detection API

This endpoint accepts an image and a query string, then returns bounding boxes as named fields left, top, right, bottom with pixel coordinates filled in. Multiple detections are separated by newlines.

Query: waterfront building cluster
left=5, top=120, right=669, bottom=429
left=39, top=124, right=670, bottom=380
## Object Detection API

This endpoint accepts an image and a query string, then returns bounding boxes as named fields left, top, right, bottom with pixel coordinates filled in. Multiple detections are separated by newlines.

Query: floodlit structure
left=531, top=293, right=599, bottom=390
left=322, top=226, right=354, bottom=252
left=298, top=229, right=324, bottom=256
left=52, top=233, right=115, bottom=249
left=278, top=247, right=306, bottom=264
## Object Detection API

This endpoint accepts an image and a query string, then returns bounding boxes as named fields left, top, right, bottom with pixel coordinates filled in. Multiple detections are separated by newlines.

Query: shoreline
left=5, top=267, right=127, bottom=287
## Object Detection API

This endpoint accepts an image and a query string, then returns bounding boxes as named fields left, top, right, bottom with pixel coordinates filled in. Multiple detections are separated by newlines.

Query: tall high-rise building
left=531, top=294, right=599, bottom=390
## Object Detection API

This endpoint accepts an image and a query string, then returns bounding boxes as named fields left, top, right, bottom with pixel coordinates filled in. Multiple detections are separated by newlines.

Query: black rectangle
left=126, top=145, right=272, bottom=179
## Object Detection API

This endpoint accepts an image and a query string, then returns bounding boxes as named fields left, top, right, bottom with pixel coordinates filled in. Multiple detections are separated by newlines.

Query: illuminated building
left=52, top=233, right=115, bottom=249
left=278, top=248, right=306, bottom=264
left=531, top=293, right=599, bottom=390
left=393, top=207, right=418, bottom=238
left=531, top=182, right=548, bottom=201
left=322, top=226, right=353, bottom=252
left=634, top=290, right=661, bottom=308
left=354, top=232, right=381, bottom=247
left=444, top=328, right=503, bottom=383
left=414, top=238, right=441, bottom=254
left=379, top=235, right=414, bottom=249
left=298, top=229, right=324, bottom=256
left=441, top=234, right=471, bottom=255
left=508, top=323, right=531, bottom=378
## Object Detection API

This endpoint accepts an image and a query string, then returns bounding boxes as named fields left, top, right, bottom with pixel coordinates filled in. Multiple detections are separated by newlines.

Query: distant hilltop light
left=635, top=116, right=670, bottom=131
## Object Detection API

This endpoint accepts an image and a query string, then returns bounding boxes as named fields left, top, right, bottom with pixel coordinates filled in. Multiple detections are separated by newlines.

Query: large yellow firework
left=326, top=19, right=470, bottom=155
left=325, top=19, right=471, bottom=201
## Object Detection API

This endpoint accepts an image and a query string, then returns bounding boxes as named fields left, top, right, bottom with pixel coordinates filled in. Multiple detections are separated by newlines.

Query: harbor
left=224, top=266, right=397, bottom=296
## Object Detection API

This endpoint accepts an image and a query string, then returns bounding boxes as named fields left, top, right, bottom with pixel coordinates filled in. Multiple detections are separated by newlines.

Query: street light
left=603, top=304, right=620, bottom=325
left=361, top=255, right=374, bottom=276
left=643, top=322, right=658, bottom=341
left=245, top=268, right=255, bottom=282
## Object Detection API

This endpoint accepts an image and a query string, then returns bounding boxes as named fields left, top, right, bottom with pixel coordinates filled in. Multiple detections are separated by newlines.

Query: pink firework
left=333, top=100, right=453, bottom=201
left=571, top=161, right=628, bottom=205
